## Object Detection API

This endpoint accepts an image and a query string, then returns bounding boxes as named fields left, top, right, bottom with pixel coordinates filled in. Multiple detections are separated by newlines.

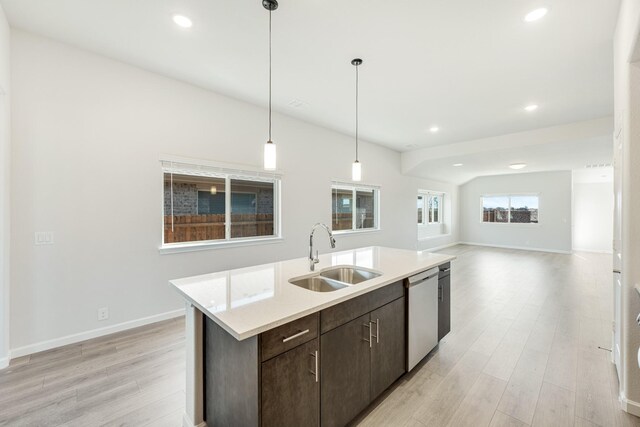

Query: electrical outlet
left=34, top=232, right=54, bottom=245
left=97, top=307, right=109, bottom=321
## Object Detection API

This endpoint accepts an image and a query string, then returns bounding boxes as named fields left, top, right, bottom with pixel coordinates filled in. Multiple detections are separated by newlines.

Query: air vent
left=585, top=163, right=612, bottom=169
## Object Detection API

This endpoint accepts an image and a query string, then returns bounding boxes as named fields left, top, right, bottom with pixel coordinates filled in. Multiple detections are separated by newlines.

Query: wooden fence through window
left=164, top=214, right=274, bottom=244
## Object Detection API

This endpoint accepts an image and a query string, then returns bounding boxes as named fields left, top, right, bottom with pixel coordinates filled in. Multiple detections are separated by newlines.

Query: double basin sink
left=289, top=266, right=382, bottom=292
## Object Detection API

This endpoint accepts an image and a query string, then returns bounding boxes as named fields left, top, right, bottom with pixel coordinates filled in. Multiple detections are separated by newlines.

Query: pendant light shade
left=264, top=141, right=277, bottom=170
left=263, top=0, right=278, bottom=171
left=352, top=160, right=362, bottom=181
left=351, top=58, right=363, bottom=181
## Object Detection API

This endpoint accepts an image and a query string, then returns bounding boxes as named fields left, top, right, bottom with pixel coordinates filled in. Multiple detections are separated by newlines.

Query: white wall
left=0, top=4, right=10, bottom=368
left=459, top=171, right=573, bottom=253
left=615, top=0, right=640, bottom=413
left=572, top=181, right=613, bottom=253
left=9, top=30, right=458, bottom=354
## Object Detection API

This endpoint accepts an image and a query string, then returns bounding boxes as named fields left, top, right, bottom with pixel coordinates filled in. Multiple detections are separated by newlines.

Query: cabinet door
left=261, top=339, right=319, bottom=427
left=438, top=274, right=451, bottom=341
left=370, top=297, right=406, bottom=399
left=321, top=314, right=371, bottom=427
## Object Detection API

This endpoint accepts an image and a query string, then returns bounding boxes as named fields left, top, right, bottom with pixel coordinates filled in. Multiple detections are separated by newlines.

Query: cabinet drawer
left=320, top=281, right=404, bottom=334
left=260, top=313, right=319, bottom=362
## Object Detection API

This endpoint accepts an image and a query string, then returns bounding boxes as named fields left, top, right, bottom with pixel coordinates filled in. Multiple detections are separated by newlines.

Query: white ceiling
left=0, top=0, right=621, bottom=154
left=409, top=135, right=612, bottom=185
left=402, top=117, right=614, bottom=184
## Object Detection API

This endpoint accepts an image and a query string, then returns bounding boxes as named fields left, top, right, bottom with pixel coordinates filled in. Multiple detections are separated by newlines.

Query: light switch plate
left=34, top=232, right=54, bottom=245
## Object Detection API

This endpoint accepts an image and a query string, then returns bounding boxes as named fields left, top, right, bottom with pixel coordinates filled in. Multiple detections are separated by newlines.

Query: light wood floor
left=354, top=245, right=638, bottom=427
left=0, top=245, right=637, bottom=426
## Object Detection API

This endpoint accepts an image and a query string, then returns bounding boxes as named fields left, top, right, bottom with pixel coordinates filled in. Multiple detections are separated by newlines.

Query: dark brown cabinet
left=320, top=314, right=371, bottom=427
left=370, top=297, right=406, bottom=399
left=203, top=277, right=428, bottom=427
left=261, top=338, right=320, bottom=427
left=320, top=296, right=406, bottom=427
left=438, top=263, right=451, bottom=341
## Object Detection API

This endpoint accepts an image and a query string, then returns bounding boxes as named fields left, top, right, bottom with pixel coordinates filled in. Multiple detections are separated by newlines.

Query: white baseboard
left=9, top=308, right=185, bottom=359
left=459, top=241, right=572, bottom=255
left=572, top=247, right=613, bottom=254
left=182, top=412, right=207, bottom=427
left=419, top=241, right=461, bottom=252
left=0, top=356, right=8, bottom=370
left=620, top=392, right=640, bottom=417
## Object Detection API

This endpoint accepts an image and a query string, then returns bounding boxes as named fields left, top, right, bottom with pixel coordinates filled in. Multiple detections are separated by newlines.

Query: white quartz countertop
left=169, top=246, right=455, bottom=340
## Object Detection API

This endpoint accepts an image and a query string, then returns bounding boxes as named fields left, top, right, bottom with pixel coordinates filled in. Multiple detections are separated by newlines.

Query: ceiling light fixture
left=429, top=126, right=440, bottom=133
left=453, top=163, right=463, bottom=167
left=524, top=7, right=548, bottom=22
left=172, top=14, right=193, bottom=28
left=524, top=104, right=538, bottom=112
left=351, top=58, right=363, bottom=181
left=263, top=0, right=278, bottom=170
left=509, top=163, right=527, bottom=170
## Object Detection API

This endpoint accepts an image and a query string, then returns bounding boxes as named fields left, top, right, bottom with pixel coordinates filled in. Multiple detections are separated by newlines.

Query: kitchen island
left=170, top=246, right=455, bottom=427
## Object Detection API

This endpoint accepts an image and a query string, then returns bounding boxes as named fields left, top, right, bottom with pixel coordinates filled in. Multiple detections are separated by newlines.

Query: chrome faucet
left=309, top=223, right=336, bottom=271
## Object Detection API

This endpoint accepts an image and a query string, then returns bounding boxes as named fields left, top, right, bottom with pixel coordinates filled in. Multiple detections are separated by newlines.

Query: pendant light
left=351, top=58, right=363, bottom=181
left=263, top=0, right=278, bottom=170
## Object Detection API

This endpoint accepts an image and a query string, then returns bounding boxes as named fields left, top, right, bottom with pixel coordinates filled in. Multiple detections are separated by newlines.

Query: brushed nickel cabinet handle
left=309, top=350, right=319, bottom=382
left=282, top=329, right=309, bottom=343
left=371, top=319, right=379, bottom=344
left=376, top=319, right=379, bottom=343
left=363, top=322, right=372, bottom=348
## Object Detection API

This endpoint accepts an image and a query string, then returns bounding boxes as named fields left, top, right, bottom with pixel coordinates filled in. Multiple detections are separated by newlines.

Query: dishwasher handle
left=407, top=267, right=439, bottom=287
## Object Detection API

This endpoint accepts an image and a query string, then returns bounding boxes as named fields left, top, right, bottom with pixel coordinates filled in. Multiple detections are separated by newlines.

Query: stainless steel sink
left=319, top=266, right=382, bottom=285
left=289, top=266, right=382, bottom=292
left=289, top=276, right=348, bottom=292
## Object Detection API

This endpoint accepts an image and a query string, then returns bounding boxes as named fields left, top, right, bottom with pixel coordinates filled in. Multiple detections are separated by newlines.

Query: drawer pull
left=282, top=329, right=310, bottom=343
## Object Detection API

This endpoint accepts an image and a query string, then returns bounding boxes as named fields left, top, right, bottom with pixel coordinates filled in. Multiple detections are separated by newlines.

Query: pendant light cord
left=268, top=10, right=272, bottom=142
left=355, top=63, right=359, bottom=161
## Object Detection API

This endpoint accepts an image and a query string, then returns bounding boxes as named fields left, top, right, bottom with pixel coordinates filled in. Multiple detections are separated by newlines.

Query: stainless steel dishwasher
left=407, top=267, right=439, bottom=371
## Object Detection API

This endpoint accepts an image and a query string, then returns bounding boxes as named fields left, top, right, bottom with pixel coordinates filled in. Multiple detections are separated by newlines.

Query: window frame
left=159, top=158, right=283, bottom=253
left=479, top=193, right=540, bottom=225
left=331, top=181, right=381, bottom=234
left=418, top=191, right=444, bottom=226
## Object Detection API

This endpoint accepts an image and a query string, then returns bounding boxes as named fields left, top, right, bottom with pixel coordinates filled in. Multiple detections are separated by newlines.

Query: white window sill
left=333, top=228, right=381, bottom=236
left=159, top=236, right=284, bottom=254
left=479, top=222, right=540, bottom=227
left=418, top=233, right=451, bottom=241
left=418, top=223, right=443, bottom=227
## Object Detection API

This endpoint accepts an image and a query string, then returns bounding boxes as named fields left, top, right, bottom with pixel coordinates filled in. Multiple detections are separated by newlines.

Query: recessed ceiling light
left=173, top=14, right=193, bottom=28
left=509, top=163, right=527, bottom=170
left=429, top=126, right=440, bottom=133
left=524, top=8, right=548, bottom=22
left=524, top=104, right=538, bottom=112
left=453, top=163, right=463, bottom=167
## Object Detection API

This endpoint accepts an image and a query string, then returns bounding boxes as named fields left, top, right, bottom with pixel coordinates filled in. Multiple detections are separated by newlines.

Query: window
left=481, top=194, right=539, bottom=224
left=331, top=183, right=380, bottom=232
left=417, top=192, right=443, bottom=225
left=162, top=160, right=281, bottom=248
